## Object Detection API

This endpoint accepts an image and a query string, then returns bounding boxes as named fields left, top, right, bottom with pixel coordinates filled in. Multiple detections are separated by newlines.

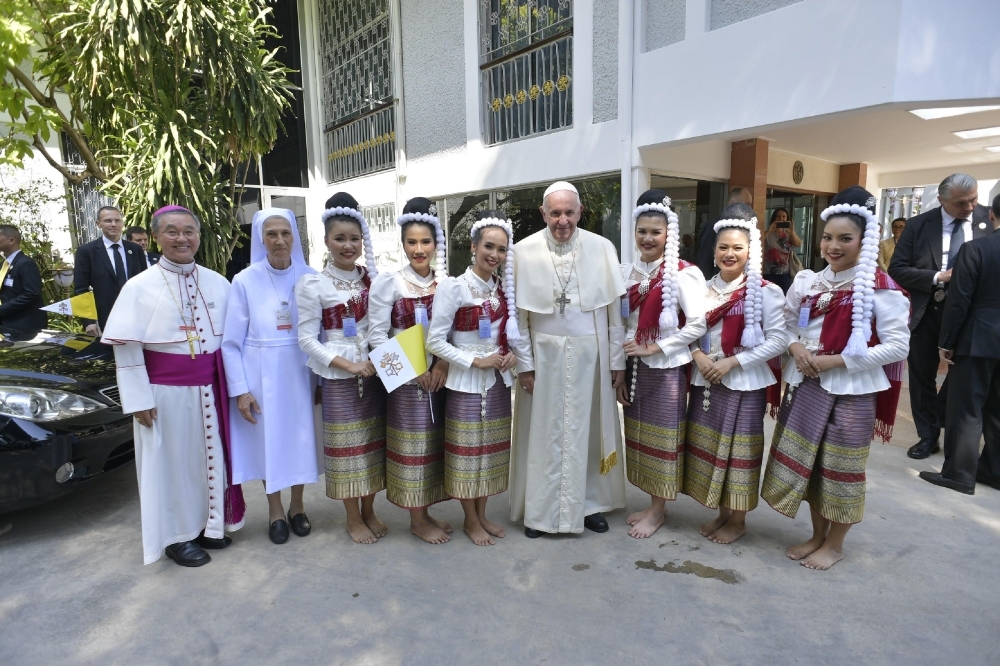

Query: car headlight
left=0, top=386, right=108, bottom=422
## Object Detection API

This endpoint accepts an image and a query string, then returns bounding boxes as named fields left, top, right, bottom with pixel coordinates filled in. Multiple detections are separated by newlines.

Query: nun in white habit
left=222, top=208, right=322, bottom=544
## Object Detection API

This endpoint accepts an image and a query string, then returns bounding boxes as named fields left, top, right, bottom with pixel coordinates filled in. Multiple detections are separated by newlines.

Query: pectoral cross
left=184, top=329, right=197, bottom=359
left=555, top=290, right=571, bottom=315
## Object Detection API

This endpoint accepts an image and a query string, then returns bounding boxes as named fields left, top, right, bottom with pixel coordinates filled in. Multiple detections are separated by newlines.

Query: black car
left=0, top=328, right=134, bottom=514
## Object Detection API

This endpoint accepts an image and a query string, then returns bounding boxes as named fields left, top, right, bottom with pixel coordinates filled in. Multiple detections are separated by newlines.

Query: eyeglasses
left=159, top=230, right=199, bottom=240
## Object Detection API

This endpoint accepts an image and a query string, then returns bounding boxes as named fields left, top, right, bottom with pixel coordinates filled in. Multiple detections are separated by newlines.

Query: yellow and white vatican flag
left=370, top=324, right=428, bottom=393
left=41, top=291, right=98, bottom=320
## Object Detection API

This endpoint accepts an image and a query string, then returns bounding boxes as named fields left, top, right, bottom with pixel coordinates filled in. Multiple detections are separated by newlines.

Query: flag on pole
left=41, top=292, right=98, bottom=320
left=370, top=324, right=428, bottom=393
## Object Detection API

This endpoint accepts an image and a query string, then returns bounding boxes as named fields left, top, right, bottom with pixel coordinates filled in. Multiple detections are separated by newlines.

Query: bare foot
left=363, top=514, right=388, bottom=538
left=346, top=515, right=377, bottom=544
left=628, top=510, right=665, bottom=539
left=626, top=508, right=648, bottom=525
left=786, top=536, right=825, bottom=561
left=463, top=519, right=496, bottom=546
left=707, top=521, right=746, bottom=544
left=700, top=514, right=729, bottom=537
left=479, top=516, right=506, bottom=538
left=801, top=543, right=843, bottom=570
left=427, top=514, right=453, bottom=534
left=411, top=521, right=451, bottom=544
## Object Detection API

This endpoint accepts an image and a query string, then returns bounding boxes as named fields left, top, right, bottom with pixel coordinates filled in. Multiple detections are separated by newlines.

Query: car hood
left=0, top=328, right=115, bottom=390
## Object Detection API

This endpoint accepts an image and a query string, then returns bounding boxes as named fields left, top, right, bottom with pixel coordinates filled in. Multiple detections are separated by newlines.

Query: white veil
left=250, top=208, right=307, bottom=267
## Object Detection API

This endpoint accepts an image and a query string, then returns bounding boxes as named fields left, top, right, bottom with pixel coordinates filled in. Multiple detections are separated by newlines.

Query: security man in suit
left=0, top=225, right=48, bottom=331
left=919, top=194, right=1000, bottom=495
left=125, top=226, right=161, bottom=268
left=888, top=173, right=992, bottom=460
left=74, top=206, right=147, bottom=336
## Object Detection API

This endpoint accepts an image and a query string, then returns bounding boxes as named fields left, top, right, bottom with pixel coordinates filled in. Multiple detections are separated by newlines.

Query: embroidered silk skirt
left=386, top=383, right=446, bottom=508
left=444, top=371, right=512, bottom=500
left=623, top=364, right=688, bottom=500
left=760, top=377, right=876, bottom=525
left=682, top=384, right=766, bottom=511
left=321, top=376, right=387, bottom=500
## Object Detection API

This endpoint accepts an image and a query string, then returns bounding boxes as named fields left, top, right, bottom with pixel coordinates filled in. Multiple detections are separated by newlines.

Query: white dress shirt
left=935, top=209, right=973, bottom=282
left=103, top=235, right=129, bottom=278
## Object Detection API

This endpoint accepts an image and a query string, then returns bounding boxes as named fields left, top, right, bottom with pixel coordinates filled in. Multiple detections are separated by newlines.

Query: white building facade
left=59, top=0, right=1000, bottom=272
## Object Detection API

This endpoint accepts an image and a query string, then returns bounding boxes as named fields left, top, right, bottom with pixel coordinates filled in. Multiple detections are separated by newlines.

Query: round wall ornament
left=792, top=160, right=804, bottom=185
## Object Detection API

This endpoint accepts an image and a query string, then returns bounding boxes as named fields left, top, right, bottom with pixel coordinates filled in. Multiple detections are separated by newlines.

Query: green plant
left=0, top=0, right=293, bottom=273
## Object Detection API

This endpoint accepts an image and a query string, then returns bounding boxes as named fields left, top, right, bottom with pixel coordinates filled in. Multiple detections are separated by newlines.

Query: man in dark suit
left=888, top=174, right=992, bottom=460
left=74, top=206, right=147, bottom=335
left=696, top=186, right=753, bottom=278
left=0, top=225, right=48, bottom=331
left=125, top=226, right=160, bottom=267
left=919, top=194, right=1000, bottom=495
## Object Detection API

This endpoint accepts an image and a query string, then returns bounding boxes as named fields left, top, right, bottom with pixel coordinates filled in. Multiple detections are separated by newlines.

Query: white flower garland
left=397, top=211, right=448, bottom=282
left=632, top=200, right=679, bottom=332
left=321, top=206, right=377, bottom=279
left=713, top=217, right=765, bottom=347
left=469, top=217, right=520, bottom=343
left=819, top=202, right=880, bottom=357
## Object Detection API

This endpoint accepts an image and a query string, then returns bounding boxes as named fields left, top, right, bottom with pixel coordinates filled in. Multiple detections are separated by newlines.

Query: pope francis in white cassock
left=510, top=182, right=628, bottom=536
left=103, top=205, right=245, bottom=567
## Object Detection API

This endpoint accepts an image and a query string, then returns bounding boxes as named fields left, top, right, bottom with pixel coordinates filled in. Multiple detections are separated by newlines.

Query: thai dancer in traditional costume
left=296, top=193, right=387, bottom=545
left=223, top=208, right=321, bottom=545
left=368, top=197, right=452, bottom=544
left=761, top=186, right=909, bottom=570
left=427, top=212, right=519, bottom=546
left=681, top=203, right=788, bottom=544
left=617, top=189, right=708, bottom=539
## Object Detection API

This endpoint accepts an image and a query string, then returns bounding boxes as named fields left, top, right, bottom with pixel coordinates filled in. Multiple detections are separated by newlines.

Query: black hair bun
left=325, top=192, right=360, bottom=211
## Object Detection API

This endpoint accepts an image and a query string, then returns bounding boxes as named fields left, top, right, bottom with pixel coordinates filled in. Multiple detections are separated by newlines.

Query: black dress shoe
left=287, top=510, right=311, bottom=537
left=165, top=540, right=211, bottom=567
left=269, top=519, right=289, bottom=544
left=907, top=438, right=941, bottom=459
left=584, top=513, right=609, bottom=533
left=196, top=534, right=232, bottom=550
left=524, top=527, right=544, bottom=538
left=919, top=471, right=975, bottom=495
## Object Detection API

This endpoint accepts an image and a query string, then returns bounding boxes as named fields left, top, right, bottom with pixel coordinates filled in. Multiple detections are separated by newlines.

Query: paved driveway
left=2, top=396, right=999, bottom=665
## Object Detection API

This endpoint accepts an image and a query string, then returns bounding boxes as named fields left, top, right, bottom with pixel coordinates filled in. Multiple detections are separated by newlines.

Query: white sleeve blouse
left=294, top=271, right=372, bottom=380
left=621, top=262, right=708, bottom=369
left=690, top=280, right=787, bottom=391
left=426, top=273, right=513, bottom=393
left=782, top=268, right=910, bottom=395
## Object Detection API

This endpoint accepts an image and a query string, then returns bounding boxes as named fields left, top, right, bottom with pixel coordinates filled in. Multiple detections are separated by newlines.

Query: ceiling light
left=910, top=105, right=1000, bottom=120
left=953, top=126, right=1000, bottom=140
left=986, top=145, right=1000, bottom=153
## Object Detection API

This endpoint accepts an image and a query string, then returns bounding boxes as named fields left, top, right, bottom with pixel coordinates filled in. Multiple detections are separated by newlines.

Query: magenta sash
left=143, top=349, right=246, bottom=526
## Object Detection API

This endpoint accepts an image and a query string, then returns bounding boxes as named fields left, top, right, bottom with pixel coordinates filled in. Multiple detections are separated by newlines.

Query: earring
left=471, top=252, right=476, bottom=264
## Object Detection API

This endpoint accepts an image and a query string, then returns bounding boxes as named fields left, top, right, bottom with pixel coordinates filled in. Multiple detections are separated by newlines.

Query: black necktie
left=948, top=221, right=966, bottom=268
left=111, top=243, right=127, bottom=287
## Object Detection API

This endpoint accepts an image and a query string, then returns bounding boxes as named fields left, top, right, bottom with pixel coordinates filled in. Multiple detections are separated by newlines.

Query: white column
left=618, top=0, right=635, bottom=262
left=685, top=0, right=710, bottom=38
left=574, top=0, right=594, bottom=127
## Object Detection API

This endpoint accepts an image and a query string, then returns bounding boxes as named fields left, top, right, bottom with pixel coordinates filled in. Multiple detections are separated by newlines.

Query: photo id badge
left=342, top=316, right=357, bottom=338
left=276, top=307, right=292, bottom=331
left=414, top=304, right=428, bottom=327
left=798, top=306, right=811, bottom=329
left=478, top=315, right=492, bottom=339
left=620, top=297, right=630, bottom=319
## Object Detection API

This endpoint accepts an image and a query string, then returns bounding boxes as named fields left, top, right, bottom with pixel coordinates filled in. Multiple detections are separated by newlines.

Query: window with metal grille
left=62, top=133, right=115, bottom=247
left=479, top=0, right=573, bottom=146
left=318, top=0, right=396, bottom=182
